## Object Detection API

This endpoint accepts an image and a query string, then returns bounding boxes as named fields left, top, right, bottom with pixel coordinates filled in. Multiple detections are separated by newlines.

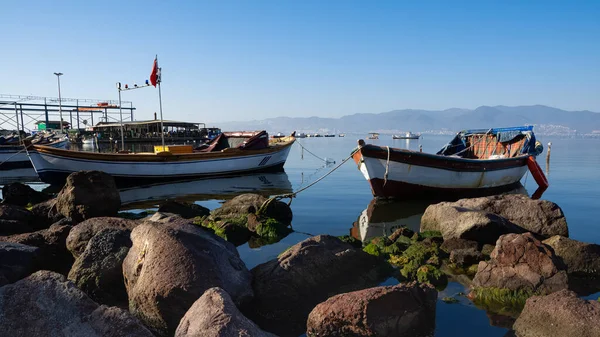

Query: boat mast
left=118, top=87, right=125, bottom=151
left=157, top=61, right=165, bottom=149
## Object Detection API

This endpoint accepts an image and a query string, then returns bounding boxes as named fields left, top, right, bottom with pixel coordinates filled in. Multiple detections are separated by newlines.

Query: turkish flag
left=150, top=57, right=160, bottom=87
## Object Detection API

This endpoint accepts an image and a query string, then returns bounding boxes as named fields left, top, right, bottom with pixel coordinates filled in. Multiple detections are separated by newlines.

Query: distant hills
left=214, top=105, right=600, bottom=136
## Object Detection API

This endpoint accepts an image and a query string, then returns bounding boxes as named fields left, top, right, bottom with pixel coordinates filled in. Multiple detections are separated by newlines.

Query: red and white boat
left=352, top=126, right=546, bottom=198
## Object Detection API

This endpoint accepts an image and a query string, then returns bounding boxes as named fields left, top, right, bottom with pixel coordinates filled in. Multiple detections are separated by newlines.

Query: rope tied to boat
left=257, top=149, right=357, bottom=214
left=383, top=146, right=390, bottom=187
left=296, top=141, right=334, bottom=163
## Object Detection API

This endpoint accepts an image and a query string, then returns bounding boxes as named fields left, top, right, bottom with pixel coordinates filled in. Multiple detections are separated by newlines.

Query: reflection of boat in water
left=392, top=132, right=420, bottom=140
left=119, top=172, right=293, bottom=208
left=350, top=183, right=529, bottom=242
left=353, top=126, right=545, bottom=198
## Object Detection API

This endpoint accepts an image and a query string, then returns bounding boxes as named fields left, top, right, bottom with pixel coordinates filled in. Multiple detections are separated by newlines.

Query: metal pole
left=54, top=72, right=64, bottom=133
left=44, top=98, right=49, bottom=127
left=15, top=103, right=21, bottom=144
left=19, top=104, right=24, bottom=132
left=130, top=101, right=134, bottom=121
left=76, top=99, right=80, bottom=130
left=158, top=80, right=165, bottom=149
left=118, top=89, right=124, bottom=151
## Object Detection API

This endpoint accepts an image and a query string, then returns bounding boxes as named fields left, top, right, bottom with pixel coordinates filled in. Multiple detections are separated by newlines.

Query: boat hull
left=353, top=145, right=529, bottom=198
left=0, top=139, right=68, bottom=170
left=28, top=141, right=293, bottom=185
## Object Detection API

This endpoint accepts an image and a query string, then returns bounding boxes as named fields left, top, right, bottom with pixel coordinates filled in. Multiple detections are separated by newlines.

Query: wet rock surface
left=157, top=200, right=210, bottom=219
left=0, top=222, right=73, bottom=274
left=245, top=235, right=386, bottom=337
left=0, top=204, right=34, bottom=235
left=513, top=289, right=600, bottom=337
left=66, top=217, right=138, bottom=257
left=450, top=248, right=484, bottom=267
left=0, top=271, right=153, bottom=337
left=123, top=213, right=253, bottom=337
left=55, top=170, right=121, bottom=223
left=543, top=235, right=600, bottom=277
left=30, top=198, right=64, bottom=229
left=0, top=242, right=39, bottom=286
left=421, top=203, right=525, bottom=245
left=306, top=282, right=437, bottom=337
left=68, top=228, right=132, bottom=306
left=1, top=182, right=51, bottom=207
left=472, top=232, right=568, bottom=294
left=175, top=287, right=277, bottom=337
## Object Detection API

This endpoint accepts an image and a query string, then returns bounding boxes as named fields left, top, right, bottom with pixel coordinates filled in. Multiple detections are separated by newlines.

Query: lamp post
left=53, top=72, right=64, bottom=133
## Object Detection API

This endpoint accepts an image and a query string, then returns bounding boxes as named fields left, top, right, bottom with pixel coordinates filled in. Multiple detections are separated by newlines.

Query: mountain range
left=214, top=105, right=600, bottom=135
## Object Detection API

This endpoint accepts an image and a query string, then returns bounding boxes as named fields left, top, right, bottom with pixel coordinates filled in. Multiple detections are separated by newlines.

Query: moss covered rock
left=337, top=235, right=362, bottom=248
left=416, top=264, right=447, bottom=289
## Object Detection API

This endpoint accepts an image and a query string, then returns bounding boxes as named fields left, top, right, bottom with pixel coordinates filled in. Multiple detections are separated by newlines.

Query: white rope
left=384, top=146, right=390, bottom=187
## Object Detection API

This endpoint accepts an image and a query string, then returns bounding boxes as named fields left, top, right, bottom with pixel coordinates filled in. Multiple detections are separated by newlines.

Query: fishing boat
left=339, top=133, right=345, bottom=137
left=27, top=131, right=295, bottom=185
left=297, top=132, right=307, bottom=138
left=0, top=133, right=68, bottom=170
left=324, top=134, right=335, bottom=138
left=367, top=132, right=379, bottom=140
left=392, top=131, right=420, bottom=140
left=352, top=126, right=545, bottom=198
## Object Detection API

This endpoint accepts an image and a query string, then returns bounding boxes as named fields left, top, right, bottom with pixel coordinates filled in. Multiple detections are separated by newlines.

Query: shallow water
left=2, top=134, right=600, bottom=336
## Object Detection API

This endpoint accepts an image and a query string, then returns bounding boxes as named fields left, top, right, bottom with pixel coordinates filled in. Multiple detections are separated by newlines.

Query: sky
left=1, top=0, right=599, bottom=124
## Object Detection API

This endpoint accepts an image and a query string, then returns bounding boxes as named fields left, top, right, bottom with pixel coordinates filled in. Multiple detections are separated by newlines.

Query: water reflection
left=119, top=172, right=293, bottom=208
left=351, top=183, right=530, bottom=243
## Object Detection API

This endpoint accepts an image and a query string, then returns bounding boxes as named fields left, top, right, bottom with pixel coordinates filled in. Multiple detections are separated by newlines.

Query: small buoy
left=527, top=156, right=549, bottom=189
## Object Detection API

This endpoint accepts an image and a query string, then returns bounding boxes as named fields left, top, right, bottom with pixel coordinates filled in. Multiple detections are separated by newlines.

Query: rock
left=441, top=238, right=479, bottom=254
left=212, top=193, right=292, bottom=225
left=0, top=242, right=39, bottom=286
left=513, top=289, right=600, bottom=337
left=451, top=194, right=568, bottom=238
left=1, top=182, right=51, bottom=207
left=0, top=271, right=153, bottom=337
left=123, top=213, right=253, bottom=337
left=158, top=200, right=210, bottom=219
left=175, top=287, right=276, bottom=337
left=245, top=235, right=386, bottom=337
left=30, top=198, right=64, bottom=229
left=481, top=244, right=495, bottom=256
left=0, top=204, right=34, bottom=235
left=306, top=282, right=437, bottom=337
left=207, top=219, right=252, bottom=246
left=543, top=235, right=600, bottom=277
left=450, top=248, right=485, bottom=267
left=0, top=223, right=73, bottom=274
left=421, top=203, right=525, bottom=245
left=67, top=217, right=138, bottom=257
left=68, top=228, right=132, bottom=306
left=55, top=170, right=121, bottom=223
left=389, top=227, right=415, bottom=242
left=472, top=233, right=568, bottom=294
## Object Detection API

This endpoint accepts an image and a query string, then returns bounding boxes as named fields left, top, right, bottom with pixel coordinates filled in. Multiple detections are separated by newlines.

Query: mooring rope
left=0, top=146, right=28, bottom=168
left=383, top=146, right=390, bottom=187
left=257, top=150, right=357, bottom=215
left=296, top=141, right=333, bottom=163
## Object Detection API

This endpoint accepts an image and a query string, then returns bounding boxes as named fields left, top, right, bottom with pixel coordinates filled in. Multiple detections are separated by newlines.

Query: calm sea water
left=2, top=134, right=599, bottom=336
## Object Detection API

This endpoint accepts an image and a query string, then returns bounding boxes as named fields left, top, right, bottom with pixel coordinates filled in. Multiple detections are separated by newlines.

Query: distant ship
left=339, top=133, right=346, bottom=137
left=297, top=132, right=307, bottom=138
left=392, top=131, right=420, bottom=140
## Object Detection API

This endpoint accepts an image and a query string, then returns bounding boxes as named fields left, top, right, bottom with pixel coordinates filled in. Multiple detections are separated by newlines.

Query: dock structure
left=90, top=120, right=221, bottom=143
left=0, top=94, right=135, bottom=133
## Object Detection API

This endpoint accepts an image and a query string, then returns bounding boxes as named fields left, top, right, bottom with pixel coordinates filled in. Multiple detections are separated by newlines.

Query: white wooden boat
left=352, top=126, right=544, bottom=198
left=392, top=131, right=420, bottom=140
left=0, top=135, right=68, bottom=170
left=27, top=131, right=295, bottom=184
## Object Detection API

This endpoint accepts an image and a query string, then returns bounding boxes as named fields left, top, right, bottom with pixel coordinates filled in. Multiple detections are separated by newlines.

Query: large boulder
left=306, top=282, right=437, bottom=337
left=0, top=204, right=34, bottom=235
left=0, top=242, right=39, bottom=286
left=68, top=228, right=132, bottom=306
left=55, top=171, right=121, bottom=223
left=123, top=213, right=253, bottom=337
left=0, top=222, right=73, bottom=274
left=157, top=200, right=210, bottom=219
left=451, top=194, right=568, bottom=238
left=67, top=217, right=138, bottom=257
left=175, top=287, right=276, bottom=337
left=472, top=233, right=568, bottom=294
left=543, top=235, right=600, bottom=277
left=421, top=204, right=524, bottom=245
left=0, top=271, right=153, bottom=337
left=30, top=198, right=64, bottom=229
left=244, top=235, right=387, bottom=337
left=1, top=182, right=51, bottom=207
left=450, top=248, right=484, bottom=267
left=211, top=193, right=293, bottom=226
left=513, top=289, right=600, bottom=337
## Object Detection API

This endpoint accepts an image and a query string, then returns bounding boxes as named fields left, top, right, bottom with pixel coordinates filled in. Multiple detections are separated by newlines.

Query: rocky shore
left=1, top=171, right=600, bottom=336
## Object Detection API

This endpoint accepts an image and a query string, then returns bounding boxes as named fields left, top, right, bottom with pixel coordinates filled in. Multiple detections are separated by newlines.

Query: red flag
left=150, top=57, right=160, bottom=87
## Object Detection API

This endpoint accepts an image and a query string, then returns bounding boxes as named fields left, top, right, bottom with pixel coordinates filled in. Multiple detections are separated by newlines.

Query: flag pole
left=157, top=67, right=165, bottom=149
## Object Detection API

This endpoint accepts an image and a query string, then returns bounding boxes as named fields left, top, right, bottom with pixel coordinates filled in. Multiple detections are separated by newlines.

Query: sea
left=1, top=134, right=599, bottom=336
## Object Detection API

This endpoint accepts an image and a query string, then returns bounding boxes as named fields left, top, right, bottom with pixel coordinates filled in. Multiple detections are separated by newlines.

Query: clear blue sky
left=1, top=0, right=598, bottom=123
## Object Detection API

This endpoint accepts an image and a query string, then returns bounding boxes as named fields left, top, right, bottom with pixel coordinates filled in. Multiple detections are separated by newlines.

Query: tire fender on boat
left=527, top=155, right=549, bottom=189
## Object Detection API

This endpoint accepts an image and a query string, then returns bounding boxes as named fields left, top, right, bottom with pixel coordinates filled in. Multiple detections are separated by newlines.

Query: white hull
left=359, top=156, right=528, bottom=190
left=0, top=139, right=68, bottom=170
left=28, top=145, right=292, bottom=182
